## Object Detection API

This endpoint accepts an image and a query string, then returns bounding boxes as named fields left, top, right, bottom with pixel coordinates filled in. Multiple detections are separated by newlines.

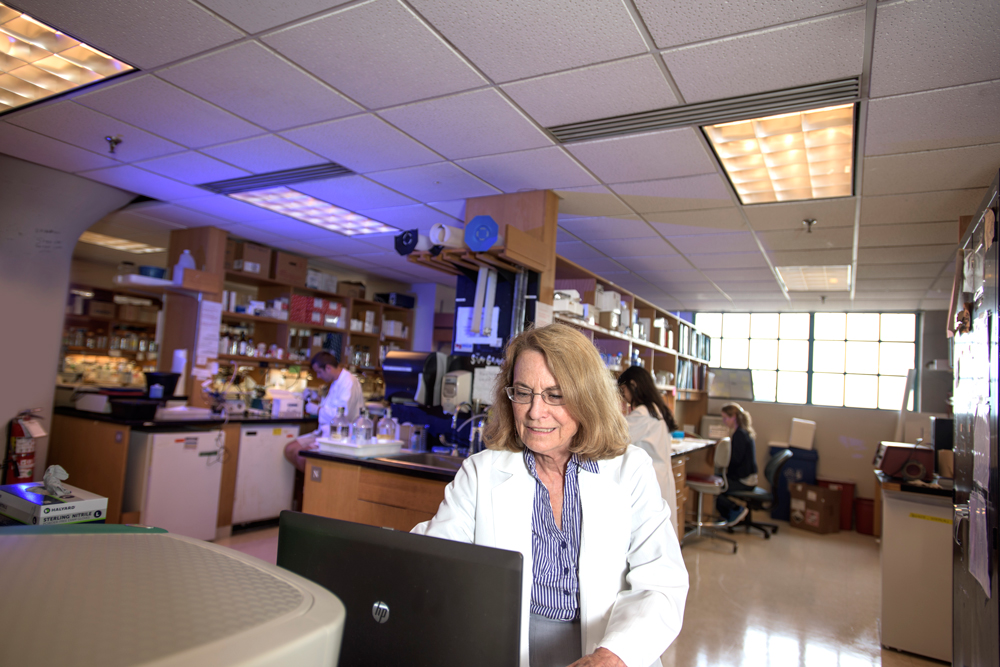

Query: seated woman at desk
left=717, top=402, right=758, bottom=524
left=617, top=366, right=680, bottom=536
left=414, top=324, right=688, bottom=667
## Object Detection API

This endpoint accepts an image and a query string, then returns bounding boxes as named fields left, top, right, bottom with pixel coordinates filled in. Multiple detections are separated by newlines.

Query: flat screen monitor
left=276, top=511, right=522, bottom=667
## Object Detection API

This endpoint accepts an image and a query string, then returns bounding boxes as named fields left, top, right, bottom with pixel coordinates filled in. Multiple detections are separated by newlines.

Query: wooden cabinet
left=302, top=457, right=448, bottom=532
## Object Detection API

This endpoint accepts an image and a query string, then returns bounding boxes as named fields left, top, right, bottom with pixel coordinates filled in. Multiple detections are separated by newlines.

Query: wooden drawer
left=357, top=467, right=447, bottom=514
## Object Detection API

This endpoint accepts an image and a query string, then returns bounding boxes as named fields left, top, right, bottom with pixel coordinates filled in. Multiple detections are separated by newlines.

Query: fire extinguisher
left=4, top=409, right=43, bottom=485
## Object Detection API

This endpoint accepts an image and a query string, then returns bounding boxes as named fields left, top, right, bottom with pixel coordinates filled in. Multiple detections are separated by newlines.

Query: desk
left=878, top=474, right=953, bottom=662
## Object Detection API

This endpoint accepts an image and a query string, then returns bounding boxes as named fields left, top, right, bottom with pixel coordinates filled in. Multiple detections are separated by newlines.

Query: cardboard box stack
left=789, top=482, right=841, bottom=534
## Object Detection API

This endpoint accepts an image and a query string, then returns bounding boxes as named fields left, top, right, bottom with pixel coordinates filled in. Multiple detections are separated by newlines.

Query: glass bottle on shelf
left=238, top=330, right=248, bottom=356
left=351, top=409, right=373, bottom=445
left=331, top=407, right=351, bottom=441
left=377, top=407, right=397, bottom=442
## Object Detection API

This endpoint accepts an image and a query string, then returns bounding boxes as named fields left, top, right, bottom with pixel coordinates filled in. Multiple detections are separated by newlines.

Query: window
left=695, top=312, right=917, bottom=410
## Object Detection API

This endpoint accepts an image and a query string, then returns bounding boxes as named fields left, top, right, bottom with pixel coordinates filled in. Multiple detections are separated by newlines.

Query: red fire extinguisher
left=4, top=409, right=43, bottom=485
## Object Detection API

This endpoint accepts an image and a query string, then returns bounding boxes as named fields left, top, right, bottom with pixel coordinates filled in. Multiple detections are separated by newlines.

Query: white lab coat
left=317, top=369, right=363, bottom=426
left=625, top=405, right=679, bottom=539
left=412, top=446, right=689, bottom=667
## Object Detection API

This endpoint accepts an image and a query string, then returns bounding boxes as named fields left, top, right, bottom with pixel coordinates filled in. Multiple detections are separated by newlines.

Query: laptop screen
left=277, top=511, right=522, bottom=667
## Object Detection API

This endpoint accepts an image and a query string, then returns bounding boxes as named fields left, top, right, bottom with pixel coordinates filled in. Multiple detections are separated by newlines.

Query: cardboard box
left=230, top=241, right=271, bottom=275
left=117, top=303, right=140, bottom=321
left=0, top=481, right=107, bottom=526
left=598, top=310, right=620, bottom=331
left=87, top=300, right=115, bottom=318
left=337, top=281, right=366, bottom=299
left=789, top=483, right=840, bottom=534
left=271, top=251, right=308, bottom=286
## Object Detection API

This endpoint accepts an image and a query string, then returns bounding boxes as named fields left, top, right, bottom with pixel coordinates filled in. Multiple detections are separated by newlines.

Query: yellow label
left=909, top=512, right=952, bottom=524
left=273, top=428, right=282, bottom=435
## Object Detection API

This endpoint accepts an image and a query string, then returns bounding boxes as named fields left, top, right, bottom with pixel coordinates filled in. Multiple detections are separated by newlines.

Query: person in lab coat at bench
left=413, top=324, right=688, bottom=667
left=616, top=366, right=680, bottom=538
left=283, top=350, right=363, bottom=472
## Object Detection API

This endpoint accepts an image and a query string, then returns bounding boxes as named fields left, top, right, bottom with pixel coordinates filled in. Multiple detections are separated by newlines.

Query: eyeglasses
left=505, top=386, right=566, bottom=406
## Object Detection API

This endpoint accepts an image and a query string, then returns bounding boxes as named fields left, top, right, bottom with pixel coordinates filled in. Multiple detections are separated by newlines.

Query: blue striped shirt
left=524, top=449, right=600, bottom=621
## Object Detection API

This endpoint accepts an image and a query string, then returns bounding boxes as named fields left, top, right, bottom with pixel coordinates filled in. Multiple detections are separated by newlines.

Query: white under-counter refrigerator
left=232, top=424, right=301, bottom=525
left=124, top=429, right=225, bottom=541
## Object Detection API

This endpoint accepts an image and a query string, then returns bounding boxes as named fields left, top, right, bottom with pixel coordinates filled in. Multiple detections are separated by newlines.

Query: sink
left=376, top=451, right=465, bottom=473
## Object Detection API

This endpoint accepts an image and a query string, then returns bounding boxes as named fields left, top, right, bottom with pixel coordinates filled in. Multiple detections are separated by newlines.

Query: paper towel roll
left=429, top=223, right=466, bottom=249
left=171, top=349, right=187, bottom=397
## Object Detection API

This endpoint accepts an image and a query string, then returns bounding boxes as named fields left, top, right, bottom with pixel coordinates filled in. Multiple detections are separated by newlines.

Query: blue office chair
left=725, top=447, right=794, bottom=539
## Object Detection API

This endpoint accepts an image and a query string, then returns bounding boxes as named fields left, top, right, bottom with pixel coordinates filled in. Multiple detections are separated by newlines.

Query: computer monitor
left=276, top=511, right=522, bottom=667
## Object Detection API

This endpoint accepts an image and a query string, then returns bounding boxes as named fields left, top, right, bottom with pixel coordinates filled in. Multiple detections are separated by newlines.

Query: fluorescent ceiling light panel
left=78, top=231, right=165, bottom=254
left=230, top=186, right=399, bottom=237
left=0, top=2, right=134, bottom=114
left=704, top=104, right=855, bottom=205
left=776, top=265, right=851, bottom=292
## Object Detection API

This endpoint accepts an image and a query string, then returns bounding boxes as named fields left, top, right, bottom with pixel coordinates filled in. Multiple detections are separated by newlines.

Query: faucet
left=451, top=402, right=473, bottom=430
left=468, top=414, right=487, bottom=456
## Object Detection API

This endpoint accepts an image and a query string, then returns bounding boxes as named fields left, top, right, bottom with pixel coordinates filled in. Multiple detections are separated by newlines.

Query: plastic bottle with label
left=351, top=409, right=373, bottom=445
left=377, top=407, right=398, bottom=442
left=173, top=249, right=196, bottom=285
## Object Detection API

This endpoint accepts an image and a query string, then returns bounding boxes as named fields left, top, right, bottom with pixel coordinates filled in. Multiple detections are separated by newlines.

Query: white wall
left=708, top=398, right=898, bottom=499
left=0, top=155, right=134, bottom=478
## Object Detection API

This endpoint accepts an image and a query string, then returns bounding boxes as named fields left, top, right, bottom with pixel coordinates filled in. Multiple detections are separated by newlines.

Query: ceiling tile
left=76, top=76, right=263, bottom=148
left=554, top=186, right=633, bottom=217
left=555, top=242, right=604, bottom=261
left=0, top=122, right=119, bottom=172
left=358, top=204, right=460, bottom=229
left=573, top=258, right=630, bottom=275
left=456, top=147, right=598, bottom=192
left=865, top=80, right=1000, bottom=156
left=769, top=248, right=852, bottom=265
left=129, top=202, right=235, bottom=229
left=293, top=235, right=385, bottom=255
left=322, top=253, right=384, bottom=269
left=365, top=163, right=500, bottom=201
left=646, top=208, right=745, bottom=230
left=238, top=217, right=334, bottom=239
left=356, top=233, right=401, bottom=251
left=133, top=152, right=250, bottom=184
left=262, top=0, right=486, bottom=109
left=223, top=224, right=289, bottom=246
left=636, top=268, right=708, bottom=284
left=855, top=277, right=934, bottom=292
left=611, top=174, right=733, bottom=213
left=598, top=236, right=673, bottom=258
left=662, top=10, right=865, bottom=103
left=501, top=55, right=678, bottom=127
left=756, top=226, right=855, bottom=251
left=409, top=0, right=646, bottom=82
left=6, top=101, right=185, bottom=162
left=616, top=255, right=692, bottom=272
left=860, top=189, right=986, bottom=225
left=567, top=127, right=716, bottom=183
left=715, top=281, right=786, bottom=295
left=197, top=0, right=353, bottom=33
left=860, top=222, right=958, bottom=247
left=671, top=232, right=755, bottom=254
left=294, top=175, right=416, bottom=211
left=379, top=89, right=552, bottom=160
left=855, top=263, right=946, bottom=279
left=556, top=229, right=579, bottom=243
left=560, top=217, right=655, bottom=241
left=862, top=143, right=1000, bottom=196
left=742, top=198, right=858, bottom=231
left=687, top=252, right=768, bottom=269
left=158, top=42, right=362, bottom=131
left=869, top=0, right=1000, bottom=97
left=199, top=135, right=325, bottom=174
left=280, top=114, right=441, bottom=173
left=78, top=165, right=208, bottom=200
left=14, top=0, right=242, bottom=69
left=635, top=0, right=863, bottom=48
left=702, top=267, right=780, bottom=282
left=858, top=243, right=958, bottom=264
left=427, top=199, right=467, bottom=219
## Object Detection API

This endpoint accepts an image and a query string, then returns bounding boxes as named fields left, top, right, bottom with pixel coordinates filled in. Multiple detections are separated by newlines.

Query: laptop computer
left=277, top=511, right=522, bottom=667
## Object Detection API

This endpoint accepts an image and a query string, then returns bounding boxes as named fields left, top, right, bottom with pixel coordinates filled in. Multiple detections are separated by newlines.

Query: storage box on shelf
left=552, top=256, right=712, bottom=429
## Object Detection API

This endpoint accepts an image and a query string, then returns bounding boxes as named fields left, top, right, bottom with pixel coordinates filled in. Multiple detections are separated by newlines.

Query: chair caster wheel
left=772, top=527, right=779, bottom=534
left=764, top=532, right=771, bottom=539
left=733, top=545, right=738, bottom=554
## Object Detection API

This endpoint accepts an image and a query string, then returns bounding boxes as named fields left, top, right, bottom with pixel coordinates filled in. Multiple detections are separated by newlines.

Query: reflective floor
left=217, top=521, right=947, bottom=666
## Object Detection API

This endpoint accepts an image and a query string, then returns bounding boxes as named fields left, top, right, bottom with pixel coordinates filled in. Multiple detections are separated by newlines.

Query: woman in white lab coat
left=616, top=366, right=680, bottom=538
left=413, top=324, right=688, bottom=667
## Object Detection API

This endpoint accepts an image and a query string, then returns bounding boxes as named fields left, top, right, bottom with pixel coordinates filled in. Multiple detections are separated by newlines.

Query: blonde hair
left=483, top=323, right=629, bottom=460
left=721, top=402, right=756, bottom=439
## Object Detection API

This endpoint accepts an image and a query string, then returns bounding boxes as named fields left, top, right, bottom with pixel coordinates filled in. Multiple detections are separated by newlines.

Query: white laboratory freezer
left=232, top=424, right=300, bottom=525
left=124, top=430, right=224, bottom=541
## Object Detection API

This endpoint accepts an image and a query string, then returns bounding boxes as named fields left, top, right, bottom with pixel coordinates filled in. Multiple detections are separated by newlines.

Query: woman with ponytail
left=717, top=402, right=758, bottom=524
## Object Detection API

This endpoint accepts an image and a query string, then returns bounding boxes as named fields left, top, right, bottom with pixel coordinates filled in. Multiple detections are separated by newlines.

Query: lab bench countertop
left=54, top=406, right=318, bottom=431
left=301, top=449, right=459, bottom=483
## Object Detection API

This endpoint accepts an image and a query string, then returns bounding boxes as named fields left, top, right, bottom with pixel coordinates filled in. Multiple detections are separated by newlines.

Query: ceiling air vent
left=198, top=163, right=355, bottom=195
left=547, top=77, right=860, bottom=143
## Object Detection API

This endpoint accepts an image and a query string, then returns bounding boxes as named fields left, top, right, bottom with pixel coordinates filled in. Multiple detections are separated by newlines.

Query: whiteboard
left=708, top=368, right=754, bottom=400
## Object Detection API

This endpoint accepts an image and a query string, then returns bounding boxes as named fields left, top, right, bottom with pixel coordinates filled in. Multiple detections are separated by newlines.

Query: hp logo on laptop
left=372, top=601, right=390, bottom=624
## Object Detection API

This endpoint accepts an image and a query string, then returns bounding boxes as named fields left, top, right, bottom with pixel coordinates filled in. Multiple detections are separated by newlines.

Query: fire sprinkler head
left=803, top=219, right=817, bottom=233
